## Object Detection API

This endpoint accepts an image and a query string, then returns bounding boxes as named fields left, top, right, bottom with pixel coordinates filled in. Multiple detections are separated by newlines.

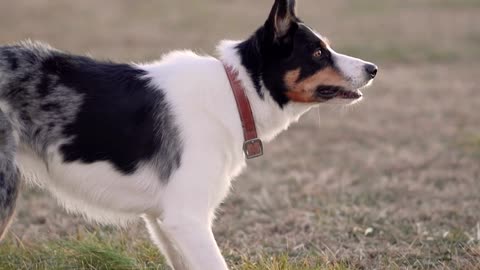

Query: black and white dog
left=0, top=0, right=377, bottom=269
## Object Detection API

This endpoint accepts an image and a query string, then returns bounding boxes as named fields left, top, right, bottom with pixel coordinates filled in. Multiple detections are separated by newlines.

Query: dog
left=0, top=0, right=377, bottom=269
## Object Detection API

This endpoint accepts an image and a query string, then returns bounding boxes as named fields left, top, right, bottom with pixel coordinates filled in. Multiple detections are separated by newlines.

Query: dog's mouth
left=315, top=86, right=363, bottom=100
left=337, top=89, right=362, bottom=99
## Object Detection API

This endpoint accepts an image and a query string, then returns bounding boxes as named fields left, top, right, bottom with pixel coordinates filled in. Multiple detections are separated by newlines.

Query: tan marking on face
left=283, top=67, right=349, bottom=103
left=284, top=68, right=301, bottom=90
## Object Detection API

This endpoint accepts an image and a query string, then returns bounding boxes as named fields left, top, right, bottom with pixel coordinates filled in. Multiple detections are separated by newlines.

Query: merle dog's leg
left=0, top=109, right=19, bottom=241
left=160, top=153, right=229, bottom=270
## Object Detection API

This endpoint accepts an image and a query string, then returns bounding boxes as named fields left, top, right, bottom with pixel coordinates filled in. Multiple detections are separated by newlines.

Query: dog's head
left=237, top=0, right=378, bottom=107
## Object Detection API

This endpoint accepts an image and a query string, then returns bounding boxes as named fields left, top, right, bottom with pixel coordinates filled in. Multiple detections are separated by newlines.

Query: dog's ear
left=265, top=0, right=298, bottom=41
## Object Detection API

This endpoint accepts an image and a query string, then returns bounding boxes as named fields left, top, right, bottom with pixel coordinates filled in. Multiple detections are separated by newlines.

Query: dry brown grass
left=1, top=0, right=480, bottom=269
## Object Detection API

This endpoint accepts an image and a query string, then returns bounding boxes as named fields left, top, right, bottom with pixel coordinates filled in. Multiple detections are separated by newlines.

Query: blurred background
left=1, top=0, right=479, bottom=269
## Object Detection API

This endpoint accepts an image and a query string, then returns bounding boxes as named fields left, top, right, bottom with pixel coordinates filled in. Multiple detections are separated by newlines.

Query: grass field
left=1, top=0, right=480, bottom=269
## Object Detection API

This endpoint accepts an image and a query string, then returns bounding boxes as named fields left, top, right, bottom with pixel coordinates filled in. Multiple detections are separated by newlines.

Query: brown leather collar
left=222, top=63, right=263, bottom=159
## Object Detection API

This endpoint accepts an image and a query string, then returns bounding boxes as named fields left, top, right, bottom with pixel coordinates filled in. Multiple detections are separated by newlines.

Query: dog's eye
left=313, top=49, right=322, bottom=58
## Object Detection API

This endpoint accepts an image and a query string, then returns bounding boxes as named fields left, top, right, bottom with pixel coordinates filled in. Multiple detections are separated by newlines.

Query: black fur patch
left=236, top=35, right=264, bottom=99
left=37, top=74, right=54, bottom=97
left=237, top=19, right=335, bottom=107
left=40, top=102, right=61, bottom=112
left=36, top=53, right=183, bottom=177
left=3, top=50, right=18, bottom=71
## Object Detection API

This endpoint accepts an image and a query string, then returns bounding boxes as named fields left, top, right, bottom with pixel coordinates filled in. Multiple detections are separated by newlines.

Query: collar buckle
left=243, top=138, right=264, bottom=159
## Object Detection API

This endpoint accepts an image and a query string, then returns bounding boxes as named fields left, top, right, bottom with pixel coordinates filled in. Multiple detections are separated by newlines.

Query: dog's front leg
left=143, top=215, right=181, bottom=269
left=160, top=152, right=230, bottom=270
left=162, top=215, right=227, bottom=270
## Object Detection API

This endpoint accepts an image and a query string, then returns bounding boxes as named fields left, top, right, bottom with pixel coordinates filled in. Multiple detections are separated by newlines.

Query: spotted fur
left=0, top=109, right=18, bottom=240
left=0, top=42, right=182, bottom=177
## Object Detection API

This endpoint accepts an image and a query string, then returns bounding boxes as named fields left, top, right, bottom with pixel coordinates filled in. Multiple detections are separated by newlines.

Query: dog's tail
left=0, top=109, right=19, bottom=241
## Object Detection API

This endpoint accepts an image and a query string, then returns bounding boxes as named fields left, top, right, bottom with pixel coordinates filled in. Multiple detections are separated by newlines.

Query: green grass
left=471, top=136, right=480, bottom=148
left=0, top=234, right=167, bottom=270
left=0, top=234, right=357, bottom=270
left=459, top=135, right=480, bottom=159
left=3, top=233, right=477, bottom=270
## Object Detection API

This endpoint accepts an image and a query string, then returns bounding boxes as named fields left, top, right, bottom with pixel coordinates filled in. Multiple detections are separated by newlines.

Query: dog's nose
left=364, top=64, right=378, bottom=79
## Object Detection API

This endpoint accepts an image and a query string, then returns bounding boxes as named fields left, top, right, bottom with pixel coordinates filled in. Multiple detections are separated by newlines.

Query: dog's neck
left=217, top=40, right=314, bottom=143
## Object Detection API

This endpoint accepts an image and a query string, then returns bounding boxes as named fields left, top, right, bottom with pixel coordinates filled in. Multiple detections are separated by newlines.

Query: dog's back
left=0, top=42, right=181, bottom=169
left=0, top=42, right=185, bottom=225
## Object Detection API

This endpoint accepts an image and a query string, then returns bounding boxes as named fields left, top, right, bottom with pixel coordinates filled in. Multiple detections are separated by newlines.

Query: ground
left=0, top=0, right=480, bottom=269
